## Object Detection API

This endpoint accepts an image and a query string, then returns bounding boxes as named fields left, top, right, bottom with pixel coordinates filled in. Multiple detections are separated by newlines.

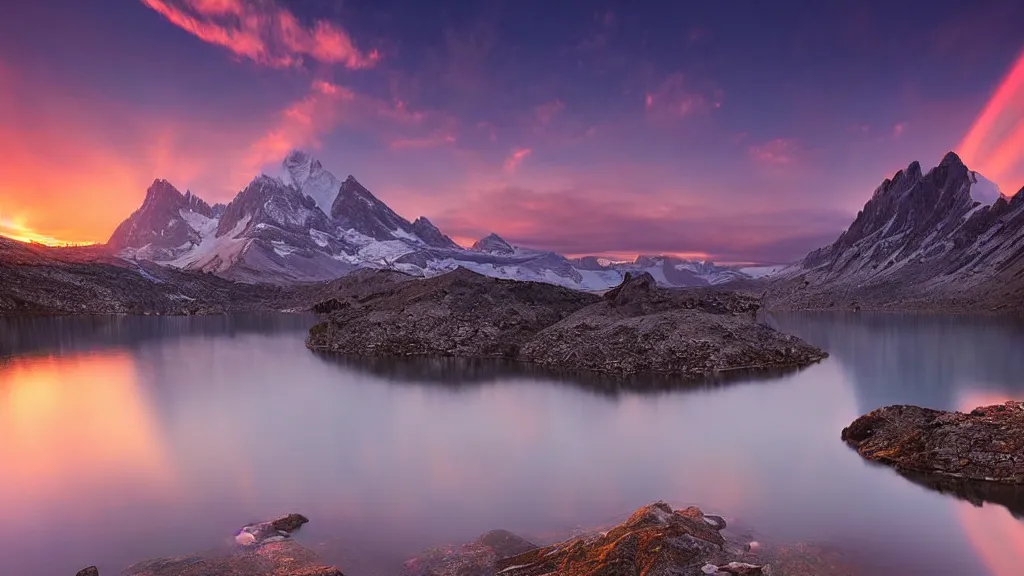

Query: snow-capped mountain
left=109, top=151, right=762, bottom=289
left=767, top=151, right=1024, bottom=310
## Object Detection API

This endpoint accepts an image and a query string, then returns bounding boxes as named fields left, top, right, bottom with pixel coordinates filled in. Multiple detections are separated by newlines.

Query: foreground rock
left=122, top=513, right=343, bottom=576
left=520, top=272, right=828, bottom=377
left=308, top=269, right=826, bottom=379
left=404, top=502, right=855, bottom=576
left=402, top=529, right=539, bottom=576
left=842, top=401, right=1024, bottom=484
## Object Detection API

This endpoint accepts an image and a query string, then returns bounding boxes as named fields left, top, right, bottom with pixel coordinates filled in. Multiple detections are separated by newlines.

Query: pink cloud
left=503, top=148, right=532, bottom=173
left=247, top=80, right=355, bottom=170
left=140, top=0, right=380, bottom=69
left=749, top=138, right=800, bottom=166
left=892, top=122, right=907, bottom=138
left=644, top=73, right=722, bottom=119
left=432, top=184, right=850, bottom=264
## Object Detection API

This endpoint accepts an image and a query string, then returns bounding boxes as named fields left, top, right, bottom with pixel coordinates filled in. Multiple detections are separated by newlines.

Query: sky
left=1, top=0, right=1023, bottom=263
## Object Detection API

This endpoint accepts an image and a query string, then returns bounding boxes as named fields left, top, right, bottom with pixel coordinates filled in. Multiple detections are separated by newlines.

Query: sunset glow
left=957, top=48, right=1024, bottom=194
left=0, top=353, right=176, bottom=510
left=0, top=2, right=1022, bottom=258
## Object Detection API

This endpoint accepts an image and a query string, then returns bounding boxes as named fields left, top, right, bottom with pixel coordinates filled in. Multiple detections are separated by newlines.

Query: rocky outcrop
left=307, top=267, right=600, bottom=358
left=122, top=513, right=343, bottom=576
left=75, top=567, right=99, bottom=576
left=842, top=401, right=1024, bottom=483
left=519, top=272, right=827, bottom=377
left=402, top=530, right=539, bottom=576
left=0, top=240, right=303, bottom=315
left=307, top=270, right=826, bottom=379
left=495, top=503, right=739, bottom=576
left=404, top=501, right=853, bottom=576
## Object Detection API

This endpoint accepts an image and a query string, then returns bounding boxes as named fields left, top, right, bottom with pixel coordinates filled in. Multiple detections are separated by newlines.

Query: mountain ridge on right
left=765, top=151, right=1024, bottom=312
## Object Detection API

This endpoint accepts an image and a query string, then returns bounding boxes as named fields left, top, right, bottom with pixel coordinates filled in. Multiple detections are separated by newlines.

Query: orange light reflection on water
left=0, top=353, right=177, bottom=518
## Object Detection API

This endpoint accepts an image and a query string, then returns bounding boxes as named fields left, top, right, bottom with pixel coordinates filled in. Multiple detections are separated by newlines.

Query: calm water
left=2, top=312, right=1024, bottom=575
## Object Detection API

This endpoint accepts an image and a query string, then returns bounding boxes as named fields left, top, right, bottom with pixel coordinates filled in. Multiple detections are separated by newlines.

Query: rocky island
left=842, top=401, right=1024, bottom=484
left=79, top=503, right=854, bottom=576
left=307, top=268, right=827, bottom=378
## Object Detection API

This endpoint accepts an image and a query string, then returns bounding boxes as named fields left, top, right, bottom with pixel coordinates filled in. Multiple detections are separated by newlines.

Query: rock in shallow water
left=122, top=513, right=344, bottom=576
left=842, top=401, right=1024, bottom=484
left=307, top=268, right=827, bottom=379
left=405, top=501, right=767, bottom=576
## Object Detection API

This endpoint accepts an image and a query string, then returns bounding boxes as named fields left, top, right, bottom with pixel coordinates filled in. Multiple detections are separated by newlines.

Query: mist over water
left=1, top=312, right=1022, bottom=575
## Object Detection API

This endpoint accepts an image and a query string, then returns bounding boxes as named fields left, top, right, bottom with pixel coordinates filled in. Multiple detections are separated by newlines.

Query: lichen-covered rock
left=842, top=401, right=1024, bottom=483
left=494, top=502, right=741, bottom=576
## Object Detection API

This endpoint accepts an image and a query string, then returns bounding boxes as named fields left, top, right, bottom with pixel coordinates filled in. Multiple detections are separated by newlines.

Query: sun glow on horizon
left=0, top=216, right=99, bottom=247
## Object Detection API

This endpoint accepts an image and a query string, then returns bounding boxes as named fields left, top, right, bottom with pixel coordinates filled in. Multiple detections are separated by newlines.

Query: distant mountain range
left=766, top=152, right=1024, bottom=311
left=107, top=150, right=764, bottom=289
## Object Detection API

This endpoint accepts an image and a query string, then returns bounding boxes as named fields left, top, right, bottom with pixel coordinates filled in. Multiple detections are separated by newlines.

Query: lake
left=1, top=312, right=1023, bottom=575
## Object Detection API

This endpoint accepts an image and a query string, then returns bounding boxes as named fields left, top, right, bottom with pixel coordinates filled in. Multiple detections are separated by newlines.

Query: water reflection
left=0, top=313, right=314, bottom=358
left=0, top=352, right=177, bottom=574
left=769, top=311, right=1024, bottom=413
left=1, top=313, right=1023, bottom=575
left=312, top=353, right=812, bottom=396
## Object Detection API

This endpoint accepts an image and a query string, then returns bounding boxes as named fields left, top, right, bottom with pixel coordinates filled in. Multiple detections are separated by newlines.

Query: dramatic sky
left=1, top=0, right=1023, bottom=262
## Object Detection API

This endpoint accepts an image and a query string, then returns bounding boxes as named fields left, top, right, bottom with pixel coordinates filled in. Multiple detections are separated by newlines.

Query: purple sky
left=1, top=0, right=1022, bottom=262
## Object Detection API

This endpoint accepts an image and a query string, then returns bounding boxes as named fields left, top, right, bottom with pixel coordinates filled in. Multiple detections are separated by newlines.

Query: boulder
left=842, top=401, right=1024, bottom=484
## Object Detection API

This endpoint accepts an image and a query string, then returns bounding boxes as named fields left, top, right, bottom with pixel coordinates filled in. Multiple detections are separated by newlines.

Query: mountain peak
left=940, top=151, right=965, bottom=168
left=282, top=150, right=338, bottom=217
left=412, top=216, right=460, bottom=249
left=144, top=179, right=183, bottom=204
left=472, top=233, right=514, bottom=254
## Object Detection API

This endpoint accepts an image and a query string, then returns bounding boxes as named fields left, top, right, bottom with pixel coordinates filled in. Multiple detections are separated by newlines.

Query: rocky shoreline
left=78, top=504, right=855, bottom=576
left=307, top=269, right=827, bottom=378
left=842, top=401, right=1024, bottom=484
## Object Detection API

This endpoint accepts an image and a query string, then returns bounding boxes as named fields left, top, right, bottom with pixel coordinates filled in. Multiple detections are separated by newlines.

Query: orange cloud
left=749, top=138, right=800, bottom=165
left=958, top=48, right=1024, bottom=191
left=140, top=0, right=380, bottom=69
left=503, top=147, right=532, bottom=172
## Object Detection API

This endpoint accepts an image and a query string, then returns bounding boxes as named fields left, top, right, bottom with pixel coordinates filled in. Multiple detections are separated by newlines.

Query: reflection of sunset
left=0, top=353, right=176, bottom=511
left=955, top=391, right=1024, bottom=576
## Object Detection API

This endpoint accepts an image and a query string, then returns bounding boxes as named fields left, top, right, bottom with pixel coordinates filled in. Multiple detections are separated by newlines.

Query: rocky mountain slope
left=109, top=150, right=760, bottom=289
left=765, top=152, right=1024, bottom=311
left=0, top=236, right=325, bottom=315
left=307, top=269, right=827, bottom=378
